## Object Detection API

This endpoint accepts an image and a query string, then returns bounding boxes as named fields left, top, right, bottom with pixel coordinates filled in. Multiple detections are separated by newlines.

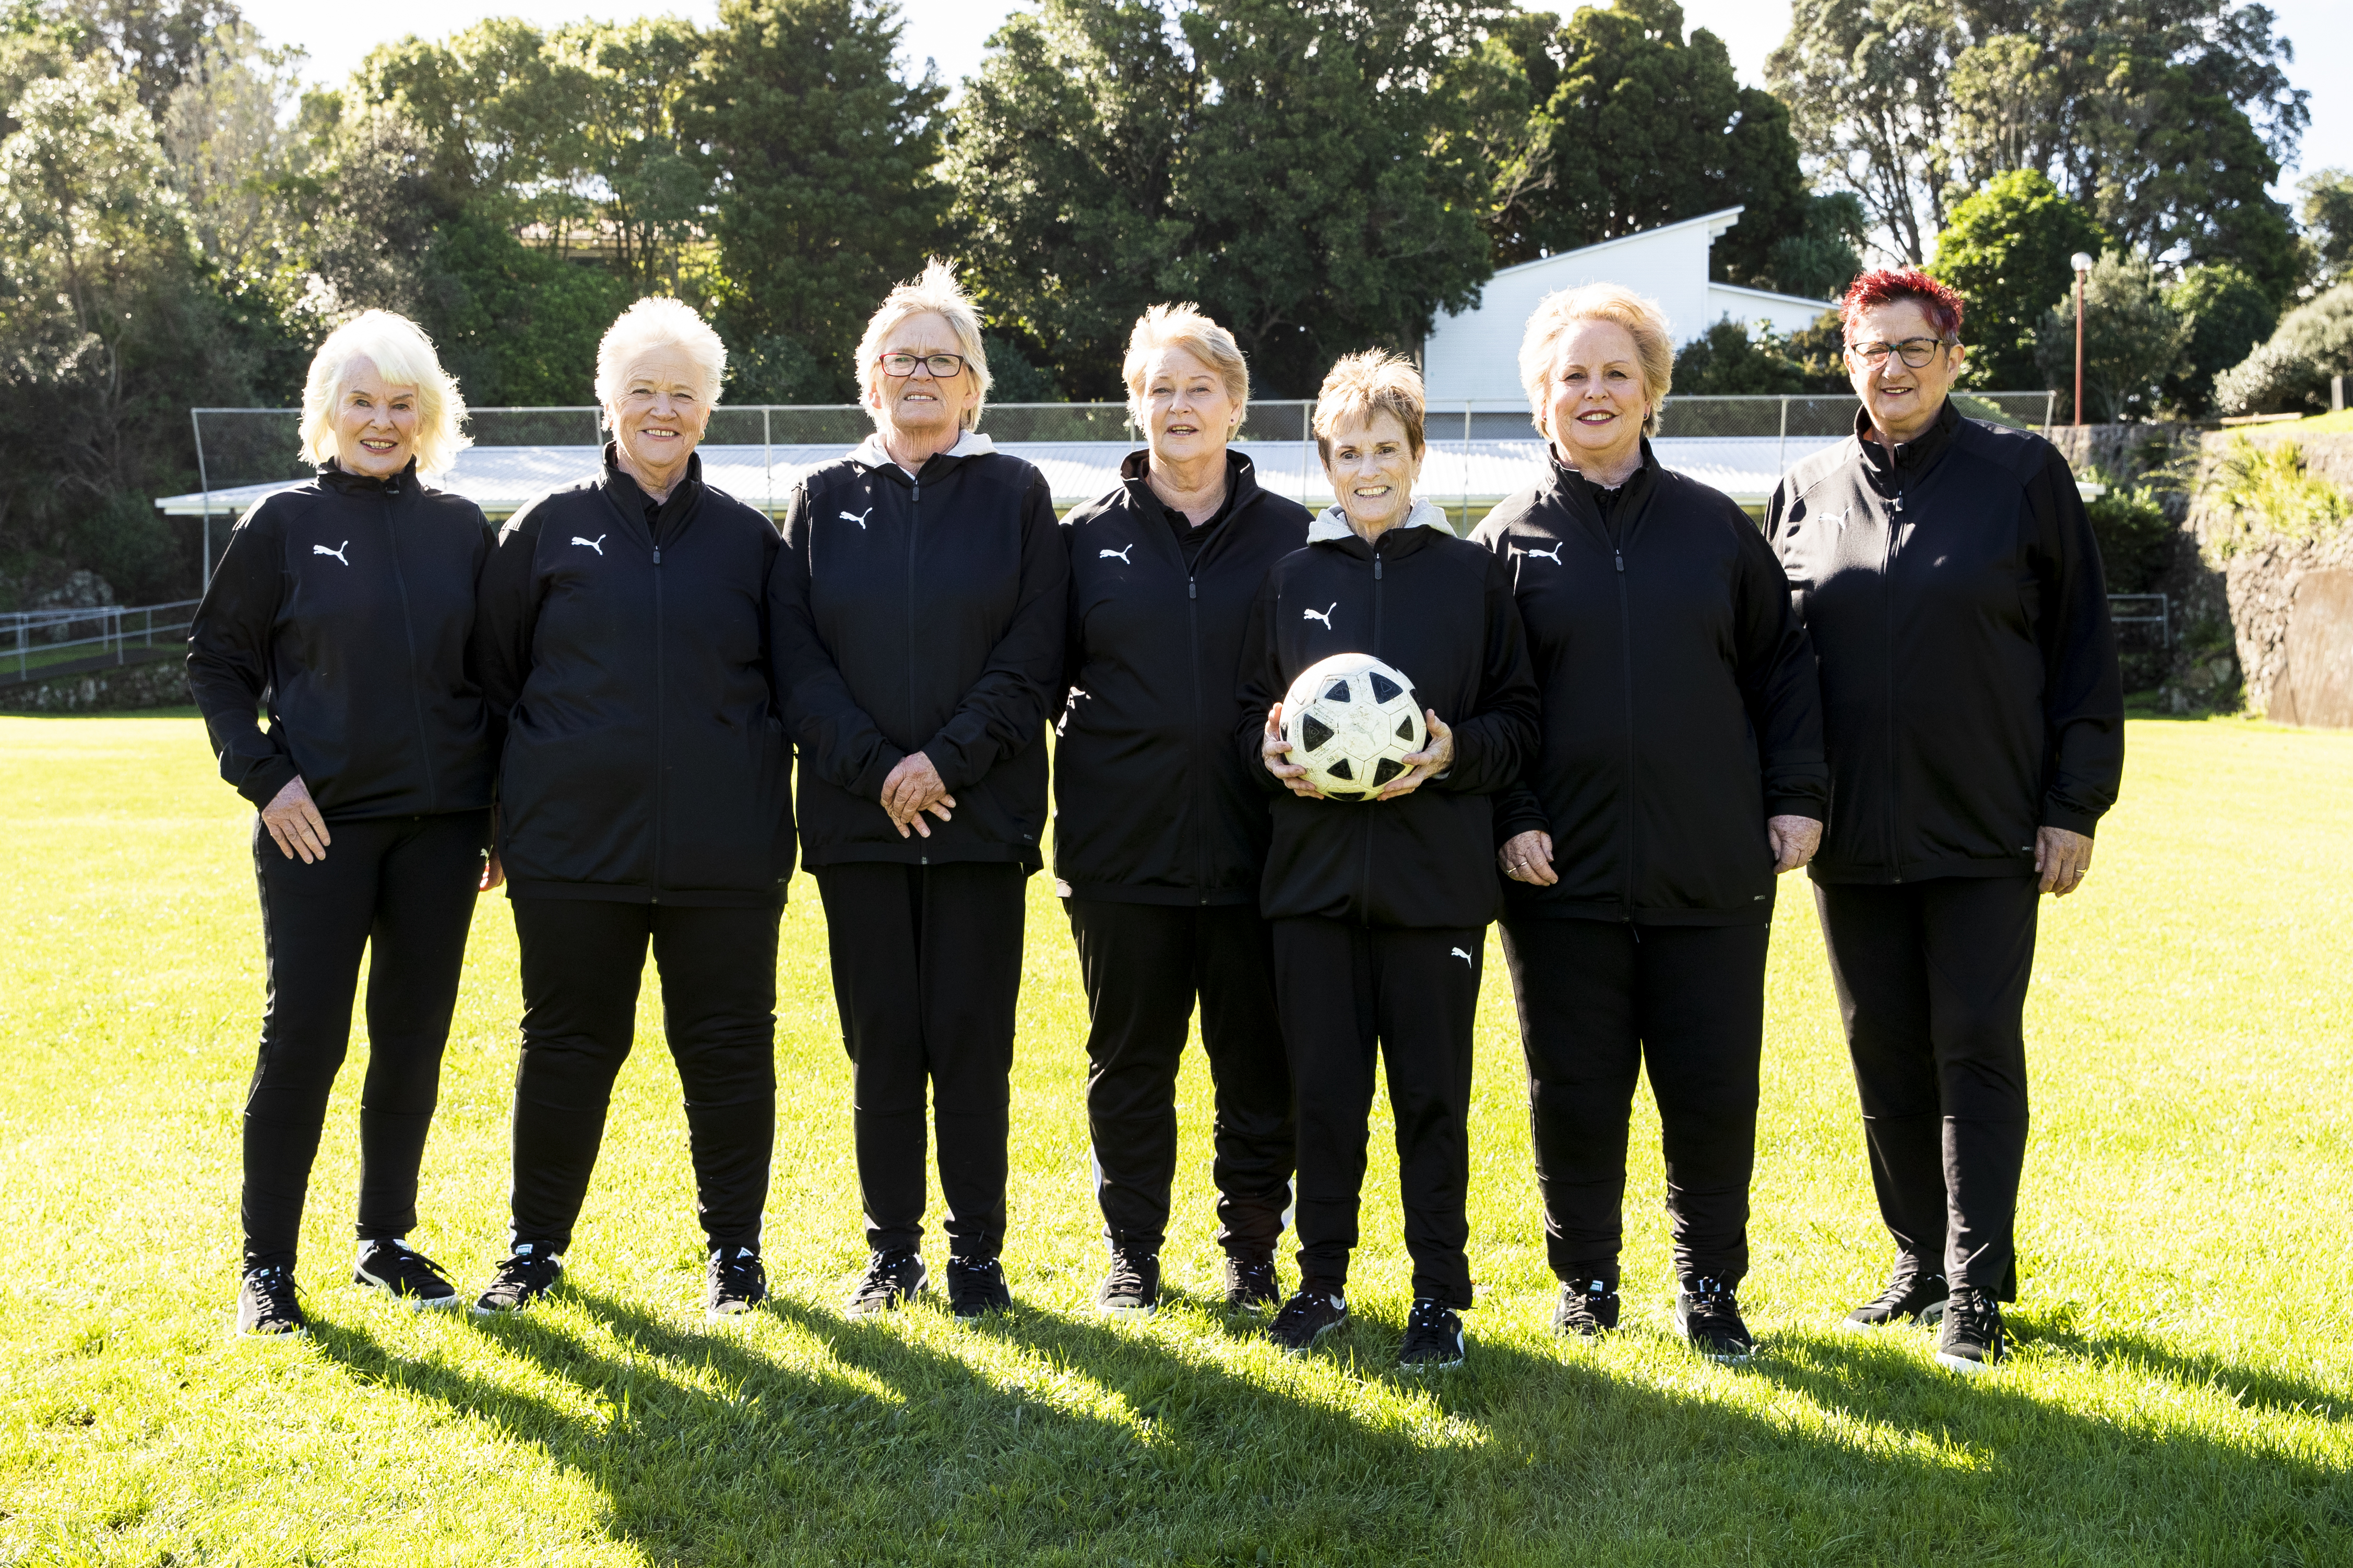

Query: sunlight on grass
left=2, top=713, right=2349, bottom=1564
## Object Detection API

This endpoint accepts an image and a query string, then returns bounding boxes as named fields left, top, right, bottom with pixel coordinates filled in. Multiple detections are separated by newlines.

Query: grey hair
left=595, top=297, right=728, bottom=417
left=855, top=258, right=993, bottom=431
left=299, top=310, right=471, bottom=474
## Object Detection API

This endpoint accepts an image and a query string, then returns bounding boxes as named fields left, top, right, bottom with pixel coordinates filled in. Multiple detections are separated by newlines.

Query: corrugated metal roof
left=154, top=435, right=1856, bottom=520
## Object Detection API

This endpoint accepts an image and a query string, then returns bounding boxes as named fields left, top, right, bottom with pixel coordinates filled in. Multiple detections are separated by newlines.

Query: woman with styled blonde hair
left=770, top=258, right=1067, bottom=1320
left=189, top=309, right=498, bottom=1336
left=1054, top=303, right=1310, bottom=1317
left=1471, top=282, right=1827, bottom=1365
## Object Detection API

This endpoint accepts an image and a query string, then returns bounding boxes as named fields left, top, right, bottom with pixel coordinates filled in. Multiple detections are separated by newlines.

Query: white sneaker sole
left=1935, top=1348, right=2000, bottom=1375
left=1097, top=1299, right=1158, bottom=1318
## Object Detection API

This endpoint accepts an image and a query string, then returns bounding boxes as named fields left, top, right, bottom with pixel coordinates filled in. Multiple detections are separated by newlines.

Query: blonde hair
left=299, top=310, right=470, bottom=475
left=1123, top=304, right=1250, bottom=433
left=855, top=258, right=992, bottom=430
left=1312, top=350, right=1426, bottom=461
left=596, top=297, right=727, bottom=417
left=1518, top=283, right=1675, bottom=437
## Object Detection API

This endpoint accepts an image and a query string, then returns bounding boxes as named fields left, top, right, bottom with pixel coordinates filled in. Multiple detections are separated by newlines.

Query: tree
left=947, top=0, right=1500, bottom=398
left=2299, top=170, right=2353, bottom=293
left=2162, top=261, right=2274, bottom=414
left=1765, top=192, right=1867, bottom=302
left=1670, top=316, right=1850, bottom=393
left=1928, top=170, right=2107, bottom=393
left=2033, top=249, right=2185, bottom=421
left=2212, top=283, right=2353, bottom=416
left=686, top=0, right=948, bottom=396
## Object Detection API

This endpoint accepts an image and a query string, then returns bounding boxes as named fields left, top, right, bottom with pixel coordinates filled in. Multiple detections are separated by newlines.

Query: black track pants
left=507, top=898, right=779, bottom=1254
left=1813, top=876, right=2038, bottom=1298
left=815, top=862, right=1026, bottom=1260
left=1065, top=899, right=1294, bottom=1258
left=1273, top=918, right=1482, bottom=1309
left=1498, top=916, right=1768, bottom=1289
left=242, top=809, right=489, bottom=1270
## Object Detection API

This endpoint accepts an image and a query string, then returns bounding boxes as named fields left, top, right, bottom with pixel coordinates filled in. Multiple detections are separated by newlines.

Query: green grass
left=3, top=713, right=2349, bottom=1565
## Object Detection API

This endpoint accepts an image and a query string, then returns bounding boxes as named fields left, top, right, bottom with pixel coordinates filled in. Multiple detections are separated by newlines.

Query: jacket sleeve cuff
left=850, top=747, right=906, bottom=801
left=1762, top=792, right=1825, bottom=821
left=2041, top=802, right=2101, bottom=838
left=234, top=755, right=300, bottom=810
left=1493, top=805, right=1549, bottom=845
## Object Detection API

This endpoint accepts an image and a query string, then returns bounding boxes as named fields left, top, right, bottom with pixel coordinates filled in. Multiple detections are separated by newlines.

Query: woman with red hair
left=1766, top=269, right=2123, bottom=1373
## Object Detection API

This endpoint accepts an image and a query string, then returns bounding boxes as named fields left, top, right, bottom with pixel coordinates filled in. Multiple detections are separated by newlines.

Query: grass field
left=2, top=713, right=2349, bottom=1565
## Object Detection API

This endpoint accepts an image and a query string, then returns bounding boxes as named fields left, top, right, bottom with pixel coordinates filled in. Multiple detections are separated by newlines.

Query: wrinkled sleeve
left=920, top=471, right=1072, bottom=792
left=1233, top=568, right=1290, bottom=794
left=1434, top=551, right=1541, bottom=796
left=1730, top=516, right=1831, bottom=820
left=768, top=483, right=905, bottom=800
left=470, top=502, right=547, bottom=776
left=2025, top=444, right=2125, bottom=836
left=1467, top=519, right=1550, bottom=843
left=186, top=500, right=298, bottom=809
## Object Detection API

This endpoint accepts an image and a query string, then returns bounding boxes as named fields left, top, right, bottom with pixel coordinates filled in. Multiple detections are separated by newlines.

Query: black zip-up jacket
left=1234, top=506, right=1541, bottom=929
left=187, top=460, right=494, bottom=818
left=1473, top=443, right=1829, bottom=925
left=1056, top=450, right=1311, bottom=904
left=472, top=449, right=792, bottom=906
left=769, top=436, right=1067, bottom=871
left=1767, top=400, right=2124, bottom=883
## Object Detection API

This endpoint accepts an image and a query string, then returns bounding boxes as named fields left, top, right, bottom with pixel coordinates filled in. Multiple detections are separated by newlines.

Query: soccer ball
left=1280, top=652, right=1428, bottom=801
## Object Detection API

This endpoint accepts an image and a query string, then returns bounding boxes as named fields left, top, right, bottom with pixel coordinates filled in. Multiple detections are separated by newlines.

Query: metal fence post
left=764, top=405, right=774, bottom=517
left=191, top=408, right=212, bottom=593
left=1300, top=401, right=1312, bottom=508
left=1460, top=401, right=1472, bottom=531
left=1776, top=396, right=1788, bottom=481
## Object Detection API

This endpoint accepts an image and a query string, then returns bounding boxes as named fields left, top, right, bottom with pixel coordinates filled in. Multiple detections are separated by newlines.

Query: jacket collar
left=600, top=444, right=704, bottom=537
left=1116, top=448, right=1263, bottom=512
left=317, top=458, right=419, bottom=495
left=850, top=428, right=997, bottom=478
left=1855, top=394, right=1961, bottom=476
left=1308, top=496, right=1451, bottom=545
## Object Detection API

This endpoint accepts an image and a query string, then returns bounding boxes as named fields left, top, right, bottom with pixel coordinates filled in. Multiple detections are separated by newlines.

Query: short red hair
left=1840, top=268, right=1964, bottom=343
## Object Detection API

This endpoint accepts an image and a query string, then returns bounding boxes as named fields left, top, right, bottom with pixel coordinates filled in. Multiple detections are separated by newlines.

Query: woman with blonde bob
left=189, top=309, right=498, bottom=1335
left=1469, top=284, right=1827, bottom=1364
left=770, top=259, right=1066, bottom=1320
left=1053, top=305, right=1310, bottom=1316
left=470, top=296, right=794, bottom=1321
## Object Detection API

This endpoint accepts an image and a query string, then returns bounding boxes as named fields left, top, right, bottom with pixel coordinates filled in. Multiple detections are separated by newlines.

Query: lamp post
left=2071, top=252, right=2094, bottom=428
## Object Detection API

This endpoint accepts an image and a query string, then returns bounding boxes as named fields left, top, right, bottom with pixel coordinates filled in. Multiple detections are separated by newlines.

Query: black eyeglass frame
left=876, top=351, right=970, bottom=379
left=1844, top=336, right=1957, bottom=369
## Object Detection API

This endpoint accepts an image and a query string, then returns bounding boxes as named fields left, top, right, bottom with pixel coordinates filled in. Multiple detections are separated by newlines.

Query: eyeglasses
left=877, top=351, right=968, bottom=378
left=1846, top=337, right=1953, bottom=368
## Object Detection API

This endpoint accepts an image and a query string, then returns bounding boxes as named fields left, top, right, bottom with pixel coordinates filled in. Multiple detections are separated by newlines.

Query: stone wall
left=0, top=651, right=191, bottom=713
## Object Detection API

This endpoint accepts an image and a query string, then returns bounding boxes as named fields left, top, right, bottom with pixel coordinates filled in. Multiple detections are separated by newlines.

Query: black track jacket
left=1767, top=400, right=2123, bottom=883
left=472, top=449, right=792, bottom=906
left=188, top=460, right=494, bottom=819
left=1056, top=450, right=1312, bottom=905
left=769, top=433, right=1067, bottom=872
left=1474, top=444, right=1829, bottom=925
left=1235, top=504, right=1541, bottom=929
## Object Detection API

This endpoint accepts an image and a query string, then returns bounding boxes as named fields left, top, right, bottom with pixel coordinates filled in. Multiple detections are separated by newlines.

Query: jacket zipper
left=381, top=478, right=439, bottom=813
left=1881, top=474, right=1904, bottom=883
left=908, top=475, right=925, bottom=867
left=1613, top=540, right=1635, bottom=923
left=1187, top=570, right=1206, bottom=902
left=651, top=523, right=666, bottom=903
left=1361, top=550, right=1385, bottom=925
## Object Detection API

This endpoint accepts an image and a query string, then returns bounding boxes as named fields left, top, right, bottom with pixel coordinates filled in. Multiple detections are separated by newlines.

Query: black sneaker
left=473, top=1244, right=563, bottom=1315
left=353, top=1239, right=459, bottom=1308
left=1934, top=1287, right=2007, bottom=1374
left=1222, top=1253, right=1281, bottom=1310
left=846, top=1249, right=927, bottom=1318
left=1095, top=1249, right=1159, bottom=1316
left=1267, top=1288, right=1348, bottom=1353
left=1552, top=1275, right=1621, bottom=1337
left=1841, top=1263, right=1950, bottom=1331
left=1397, top=1298, right=1466, bottom=1371
left=706, top=1246, right=766, bottom=1319
left=1674, top=1277, right=1755, bottom=1365
left=236, top=1265, right=306, bottom=1338
left=946, top=1255, right=1013, bottom=1320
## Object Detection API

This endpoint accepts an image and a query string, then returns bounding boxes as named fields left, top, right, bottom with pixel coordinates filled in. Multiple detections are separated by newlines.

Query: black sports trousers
left=506, top=897, right=779, bottom=1254
left=1813, top=876, right=2038, bottom=1299
left=814, top=861, right=1026, bottom=1260
left=242, top=809, right=489, bottom=1270
left=1272, top=917, right=1483, bottom=1309
left=1497, top=916, right=1768, bottom=1289
left=1064, top=899, right=1293, bottom=1258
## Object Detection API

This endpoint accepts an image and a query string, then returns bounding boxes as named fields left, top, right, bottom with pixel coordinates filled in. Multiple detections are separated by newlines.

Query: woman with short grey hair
left=770, top=259, right=1067, bottom=1321
left=470, top=296, right=794, bottom=1322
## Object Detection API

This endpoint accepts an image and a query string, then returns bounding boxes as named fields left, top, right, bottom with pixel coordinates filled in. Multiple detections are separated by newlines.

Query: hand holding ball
left=1276, top=653, right=1433, bottom=800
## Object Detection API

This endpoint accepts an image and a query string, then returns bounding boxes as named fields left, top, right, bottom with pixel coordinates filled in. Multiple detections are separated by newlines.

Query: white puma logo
left=1302, top=603, right=1336, bottom=629
left=1519, top=541, right=1564, bottom=564
left=1827, top=504, right=1853, bottom=533
left=311, top=541, right=349, bottom=565
left=840, top=507, right=872, bottom=529
left=571, top=535, right=607, bottom=555
left=1100, top=544, right=1134, bottom=563
left=1450, top=947, right=1473, bottom=966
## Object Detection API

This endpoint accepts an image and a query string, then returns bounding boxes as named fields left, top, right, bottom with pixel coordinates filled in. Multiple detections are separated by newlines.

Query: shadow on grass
left=311, top=1284, right=2352, bottom=1567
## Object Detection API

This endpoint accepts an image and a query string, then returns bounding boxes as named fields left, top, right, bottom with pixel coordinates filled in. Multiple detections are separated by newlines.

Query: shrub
left=2212, top=283, right=2353, bottom=416
left=2205, top=435, right=2351, bottom=556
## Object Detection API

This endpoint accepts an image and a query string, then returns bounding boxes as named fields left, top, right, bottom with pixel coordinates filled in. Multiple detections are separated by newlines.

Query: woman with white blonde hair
left=469, top=295, right=794, bottom=1321
left=188, top=309, right=498, bottom=1335
left=1470, top=282, right=1827, bottom=1364
left=769, top=258, right=1067, bottom=1320
left=1054, top=304, right=1310, bottom=1317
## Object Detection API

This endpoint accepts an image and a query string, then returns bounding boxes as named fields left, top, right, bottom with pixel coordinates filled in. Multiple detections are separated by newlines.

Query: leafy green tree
left=2162, top=262, right=2275, bottom=415
left=2033, top=249, right=2186, bottom=422
left=2212, top=283, right=2353, bottom=416
left=1671, top=313, right=1851, bottom=394
left=553, top=17, right=708, bottom=296
left=686, top=0, right=947, bottom=394
left=947, top=0, right=1499, bottom=399
left=2299, top=170, right=2353, bottom=293
left=1929, top=170, right=2107, bottom=393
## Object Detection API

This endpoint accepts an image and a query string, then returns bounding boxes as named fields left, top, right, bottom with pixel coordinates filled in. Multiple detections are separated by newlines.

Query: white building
left=1421, top=207, right=1836, bottom=404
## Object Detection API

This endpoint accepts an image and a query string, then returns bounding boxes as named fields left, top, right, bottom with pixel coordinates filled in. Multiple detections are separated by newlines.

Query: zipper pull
left=1613, top=549, right=1624, bottom=573
left=652, top=546, right=662, bottom=565
left=1375, top=556, right=1384, bottom=580
left=1188, top=578, right=1197, bottom=599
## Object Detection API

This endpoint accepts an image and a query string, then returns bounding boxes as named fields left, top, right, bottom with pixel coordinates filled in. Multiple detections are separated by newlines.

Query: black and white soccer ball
left=1280, top=652, right=1428, bottom=800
